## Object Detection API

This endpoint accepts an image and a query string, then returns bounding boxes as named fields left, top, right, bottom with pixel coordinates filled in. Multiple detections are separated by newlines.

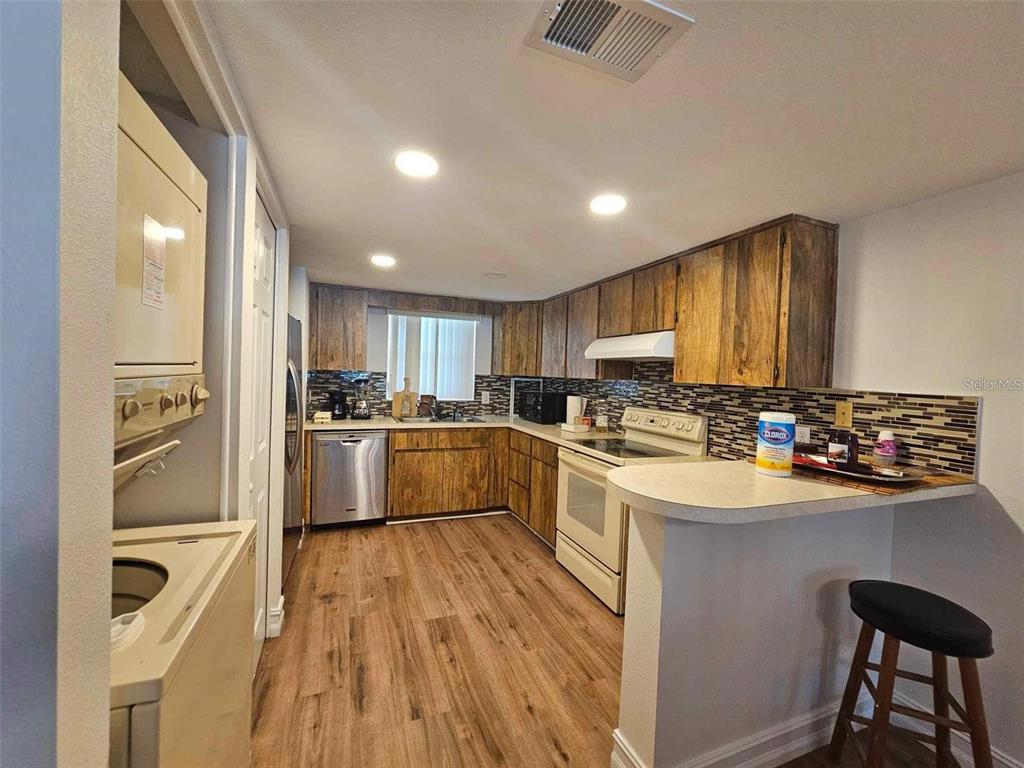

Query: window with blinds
left=386, top=311, right=478, bottom=401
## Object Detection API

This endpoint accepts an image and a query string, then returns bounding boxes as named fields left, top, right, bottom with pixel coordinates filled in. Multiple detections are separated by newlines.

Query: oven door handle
left=558, top=448, right=613, bottom=480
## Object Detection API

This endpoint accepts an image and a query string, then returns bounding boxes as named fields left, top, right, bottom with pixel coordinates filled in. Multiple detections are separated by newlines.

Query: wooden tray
left=793, top=454, right=922, bottom=484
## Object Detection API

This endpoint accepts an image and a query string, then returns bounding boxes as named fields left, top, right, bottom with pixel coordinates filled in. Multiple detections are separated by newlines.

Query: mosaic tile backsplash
left=307, top=363, right=978, bottom=476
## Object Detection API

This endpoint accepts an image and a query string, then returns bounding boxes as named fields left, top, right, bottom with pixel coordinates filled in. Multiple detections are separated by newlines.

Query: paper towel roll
left=565, top=396, right=588, bottom=423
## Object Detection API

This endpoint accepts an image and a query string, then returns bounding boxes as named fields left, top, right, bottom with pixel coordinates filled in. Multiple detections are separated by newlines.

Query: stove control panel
left=620, top=406, right=708, bottom=444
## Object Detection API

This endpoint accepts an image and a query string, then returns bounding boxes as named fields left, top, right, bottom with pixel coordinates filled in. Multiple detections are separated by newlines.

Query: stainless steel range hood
left=584, top=330, right=675, bottom=361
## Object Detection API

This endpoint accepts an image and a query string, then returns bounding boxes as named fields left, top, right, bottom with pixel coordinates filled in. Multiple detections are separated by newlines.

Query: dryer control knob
left=191, top=385, right=210, bottom=408
left=175, top=391, right=189, bottom=408
left=122, top=399, right=142, bottom=420
left=159, top=394, right=175, bottom=413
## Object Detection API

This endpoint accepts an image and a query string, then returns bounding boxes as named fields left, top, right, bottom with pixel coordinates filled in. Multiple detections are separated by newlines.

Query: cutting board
left=392, top=378, right=417, bottom=419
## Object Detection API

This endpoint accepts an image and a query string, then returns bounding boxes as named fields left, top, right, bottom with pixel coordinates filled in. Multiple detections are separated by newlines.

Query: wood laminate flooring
left=251, top=513, right=624, bottom=768
left=780, top=727, right=959, bottom=768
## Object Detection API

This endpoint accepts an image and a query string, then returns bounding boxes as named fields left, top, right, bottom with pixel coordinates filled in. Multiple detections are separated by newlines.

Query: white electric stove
left=555, top=406, right=712, bottom=613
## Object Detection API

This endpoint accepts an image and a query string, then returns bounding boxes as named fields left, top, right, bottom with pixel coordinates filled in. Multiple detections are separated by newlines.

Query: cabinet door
left=598, top=274, right=634, bottom=337
left=311, top=285, right=368, bottom=370
left=529, top=459, right=558, bottom=545
left=675, top=245, right=726, bottom=384
left=390, top=450, right=445, bottom=517
left=633, top=261, right=677, bottom=333
left=508, top=480, right=530, bottom=522
left=540, top=296, right=568, bottom=378
left=442, top=448, right=491, bottom=513
left=776, top=220, right=837, bottom=388
left=509, top=449, right=532, bottom=487
left=488, top=429, right=509, bottom=508
left=501, top=303, right=542, bottom=376
left=566, top=287, right=599, bottom=379
left=719, top=226, right=784, bottom=386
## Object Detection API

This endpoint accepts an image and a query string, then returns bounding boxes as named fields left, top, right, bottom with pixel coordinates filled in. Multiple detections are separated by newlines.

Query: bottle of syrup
left=827, top=427, right=860, bottom=470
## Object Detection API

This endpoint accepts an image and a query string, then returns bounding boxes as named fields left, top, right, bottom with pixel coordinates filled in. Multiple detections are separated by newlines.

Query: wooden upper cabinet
left=310, top=284, right=367, bottom=371
left=674, top=219, right=837, bottom=388
left=598, top=274, right=634, bottom=337
left=565, top=286, right=633, bottom=381
left=776, top=220, right=837, bottom=388
left=501, top=303, right=542, bottom=376
left=675, top=245, right=727, bottom=384
left=566, top=287, right=598, bottom=379
left=540, top=296, right=568, bottom=378
left=633, top=261, right=678, bottom=333
left=719, top=225, right=785, bottom=386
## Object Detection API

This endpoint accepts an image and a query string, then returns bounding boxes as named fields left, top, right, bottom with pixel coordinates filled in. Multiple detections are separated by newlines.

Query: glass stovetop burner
left=574, top=438, right=682, bottom=459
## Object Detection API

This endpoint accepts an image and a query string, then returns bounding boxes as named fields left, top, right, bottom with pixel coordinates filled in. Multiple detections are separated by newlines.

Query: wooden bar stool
left=829, top=580, right=994, bottom=768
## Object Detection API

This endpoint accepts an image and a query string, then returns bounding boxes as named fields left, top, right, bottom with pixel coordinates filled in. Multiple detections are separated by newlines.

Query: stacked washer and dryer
left=110, top=74, right=255, bottom=768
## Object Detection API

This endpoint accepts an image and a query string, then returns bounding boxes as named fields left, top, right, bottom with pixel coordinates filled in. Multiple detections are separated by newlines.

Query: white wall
left=834, top=171, right=1024, bottom=764
left=114, top=105, right=231, bottom=527
left=1, top=4, right=119, bottom=766
left=288, top=265, right=309, bottom=375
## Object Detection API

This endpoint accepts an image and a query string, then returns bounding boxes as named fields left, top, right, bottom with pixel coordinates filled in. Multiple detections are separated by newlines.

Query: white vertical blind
left=387, top=312, right=478, bottom=400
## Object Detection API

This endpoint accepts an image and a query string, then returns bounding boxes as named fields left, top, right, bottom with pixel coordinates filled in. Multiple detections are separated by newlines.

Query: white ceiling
left=201, top=1, right=1023, bottom=301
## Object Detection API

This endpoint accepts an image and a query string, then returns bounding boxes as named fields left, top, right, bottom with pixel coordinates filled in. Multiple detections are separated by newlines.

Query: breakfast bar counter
left=608, top=459, right=976, bottom=524
left=607, top=461, right=975, bottom=768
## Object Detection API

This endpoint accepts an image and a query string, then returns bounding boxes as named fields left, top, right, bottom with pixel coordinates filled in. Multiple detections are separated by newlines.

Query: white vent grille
left=525, top=0, right=694, bottom=82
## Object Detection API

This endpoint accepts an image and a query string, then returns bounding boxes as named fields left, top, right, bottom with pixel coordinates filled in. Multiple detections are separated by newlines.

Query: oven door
left=556, top=448, right=626, bottom=573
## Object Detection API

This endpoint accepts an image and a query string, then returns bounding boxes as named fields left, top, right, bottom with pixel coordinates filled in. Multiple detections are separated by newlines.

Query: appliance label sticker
left=142, top=214, right=166, bottom=309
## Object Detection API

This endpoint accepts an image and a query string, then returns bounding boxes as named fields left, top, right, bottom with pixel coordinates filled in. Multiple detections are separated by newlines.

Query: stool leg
left=865, top=634, right=900, bottom=768
left=932, top=654, right=952, bottom=768
left=829, top=621, right=876, bottom=761
left=959, top=658, right=993, bottom=768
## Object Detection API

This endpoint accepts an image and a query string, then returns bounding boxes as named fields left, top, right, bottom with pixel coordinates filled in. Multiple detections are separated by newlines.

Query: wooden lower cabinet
left=443, top=448, right=490, bottom=512
left=507, top=436, right=558, bottom=546
left=508, top=480, right=530, bottom=522
left=390, top=449, right=446, bottom=517
left=389, top=428, right=508, bottom=518
left=528, top=459, right=558, bottom=545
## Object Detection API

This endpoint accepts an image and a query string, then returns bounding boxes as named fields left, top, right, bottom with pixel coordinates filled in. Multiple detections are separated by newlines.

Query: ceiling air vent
left=525, top=0, right=694, bottom=83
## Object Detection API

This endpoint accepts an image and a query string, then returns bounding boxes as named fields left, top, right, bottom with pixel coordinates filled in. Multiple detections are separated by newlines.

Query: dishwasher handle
left=315, top=431, right=387, bottom=443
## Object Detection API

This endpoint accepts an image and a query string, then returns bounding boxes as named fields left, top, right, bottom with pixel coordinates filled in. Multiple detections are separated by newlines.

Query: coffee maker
left=328, top=391, right=348, bottom=420
left=350, top=381, right=372, bottom=420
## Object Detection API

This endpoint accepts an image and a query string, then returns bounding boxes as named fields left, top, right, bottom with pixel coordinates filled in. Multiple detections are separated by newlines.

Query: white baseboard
left=611, top=730, right=646, bottom=768
left=890, top=691, right=1021, bottom=768
left=611, top=694, right=873, bottom=768
left=266, top=595, right=285, bottom=638
left=385, top=509, right=510, bottom=525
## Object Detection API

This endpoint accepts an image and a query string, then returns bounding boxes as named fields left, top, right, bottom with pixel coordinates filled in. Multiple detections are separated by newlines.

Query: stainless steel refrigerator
left=282, top=315, right=303, bottom=587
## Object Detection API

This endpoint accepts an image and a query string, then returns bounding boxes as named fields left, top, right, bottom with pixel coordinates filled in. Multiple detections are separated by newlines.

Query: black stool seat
left=850, top=580, right=994, bottom=658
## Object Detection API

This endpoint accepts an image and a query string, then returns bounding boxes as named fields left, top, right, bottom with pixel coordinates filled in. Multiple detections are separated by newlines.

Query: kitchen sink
left=112, top=559, right=168, bottom=618
left=395, top=415, right=485, bottom=423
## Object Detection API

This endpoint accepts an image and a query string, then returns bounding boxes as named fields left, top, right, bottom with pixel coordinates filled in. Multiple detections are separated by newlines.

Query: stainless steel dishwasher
left=311, top=431, right=388, bottom=525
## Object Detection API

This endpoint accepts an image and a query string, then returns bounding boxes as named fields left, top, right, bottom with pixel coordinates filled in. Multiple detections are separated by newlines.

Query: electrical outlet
left=481, top=391, right=490, bottom=405
left=834, top=401, right=853, bottom=429
left=796, top=425, right=811, bottom=444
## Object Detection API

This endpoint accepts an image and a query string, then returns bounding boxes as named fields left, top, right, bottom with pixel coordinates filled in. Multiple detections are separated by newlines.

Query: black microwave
left=517, top=392, right=568, bottom=424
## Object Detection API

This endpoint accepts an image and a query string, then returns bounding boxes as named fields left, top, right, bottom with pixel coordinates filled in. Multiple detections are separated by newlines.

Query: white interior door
left=249, top=193, right=276, bottom=664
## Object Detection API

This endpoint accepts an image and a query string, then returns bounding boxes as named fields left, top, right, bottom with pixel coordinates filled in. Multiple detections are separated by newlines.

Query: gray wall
left=834, top=172, right=1024, bottom=763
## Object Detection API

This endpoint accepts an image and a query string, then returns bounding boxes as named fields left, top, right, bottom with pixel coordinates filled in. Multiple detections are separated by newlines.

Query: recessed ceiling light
left=394, top=150, right=439, bottom=178
left=590, top=193, right=627, bottom=215
left=370, top=253, right=397, bottom=268
left=483, top=271, right=507, bottom=279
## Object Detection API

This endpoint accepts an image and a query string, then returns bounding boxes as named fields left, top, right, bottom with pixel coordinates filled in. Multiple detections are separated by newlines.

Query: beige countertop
left=305, top=416, right=629, bottom=462
left=607, top=459, right=977, bottom=524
